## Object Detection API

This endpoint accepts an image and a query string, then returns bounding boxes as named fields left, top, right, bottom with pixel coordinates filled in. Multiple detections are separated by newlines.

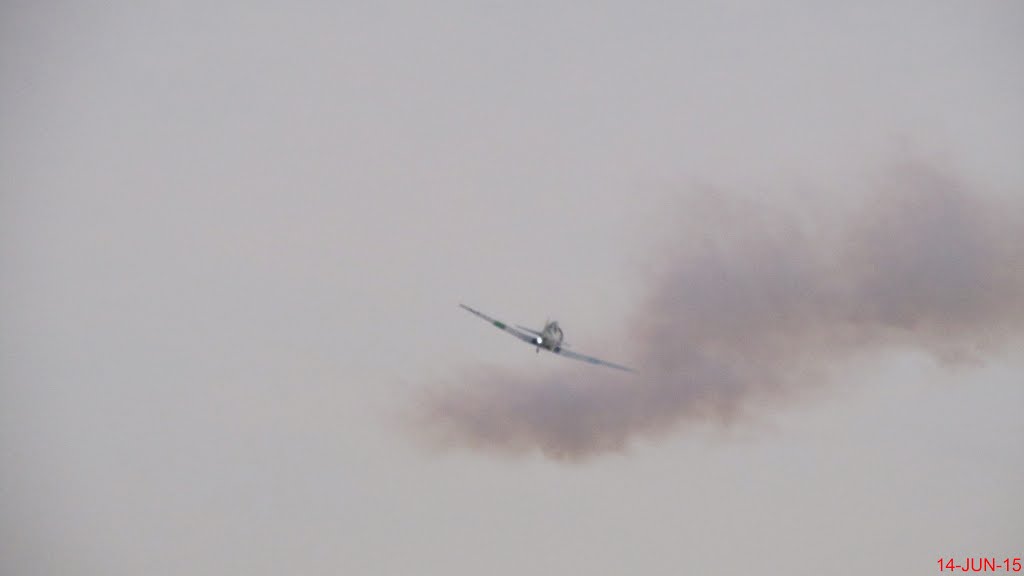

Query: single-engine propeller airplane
left=459, top=303, right=635, bottom=372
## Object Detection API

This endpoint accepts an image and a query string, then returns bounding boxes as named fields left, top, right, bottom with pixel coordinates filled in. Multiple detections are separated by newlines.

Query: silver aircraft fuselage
left=458, top=303, right=635, bottom=372
left=534, top=321, right=565, bottom=352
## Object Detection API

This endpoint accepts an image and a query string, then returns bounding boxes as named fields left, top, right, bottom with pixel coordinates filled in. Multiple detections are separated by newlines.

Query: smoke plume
left=415, top=163, right=1024, bottom=459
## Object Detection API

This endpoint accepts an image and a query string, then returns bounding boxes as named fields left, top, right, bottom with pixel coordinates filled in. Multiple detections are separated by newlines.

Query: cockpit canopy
left=544, top=321, right=564, bottom=342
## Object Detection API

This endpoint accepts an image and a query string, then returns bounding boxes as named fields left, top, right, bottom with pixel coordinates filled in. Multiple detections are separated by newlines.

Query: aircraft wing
left=515, top=324, right=544, bottom=337
left=556, top=348, right=635, bottom=373
left=459, top=304, right=537, bottom=345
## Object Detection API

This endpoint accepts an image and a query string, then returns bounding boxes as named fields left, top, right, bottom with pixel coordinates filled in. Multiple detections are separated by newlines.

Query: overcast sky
left=2, top=2, right=1022, bottom=575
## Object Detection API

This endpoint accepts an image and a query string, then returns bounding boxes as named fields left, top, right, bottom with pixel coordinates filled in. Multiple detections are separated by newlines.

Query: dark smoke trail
left=414, top=163, right=1024, bottom=460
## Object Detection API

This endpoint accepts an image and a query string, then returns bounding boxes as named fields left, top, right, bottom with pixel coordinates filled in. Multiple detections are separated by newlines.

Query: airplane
left=459, top=303, right=635, bottom=372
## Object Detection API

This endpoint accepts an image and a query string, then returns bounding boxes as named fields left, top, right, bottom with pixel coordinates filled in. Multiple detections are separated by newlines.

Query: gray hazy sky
left=2, top=2, right=1022, bottom=575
